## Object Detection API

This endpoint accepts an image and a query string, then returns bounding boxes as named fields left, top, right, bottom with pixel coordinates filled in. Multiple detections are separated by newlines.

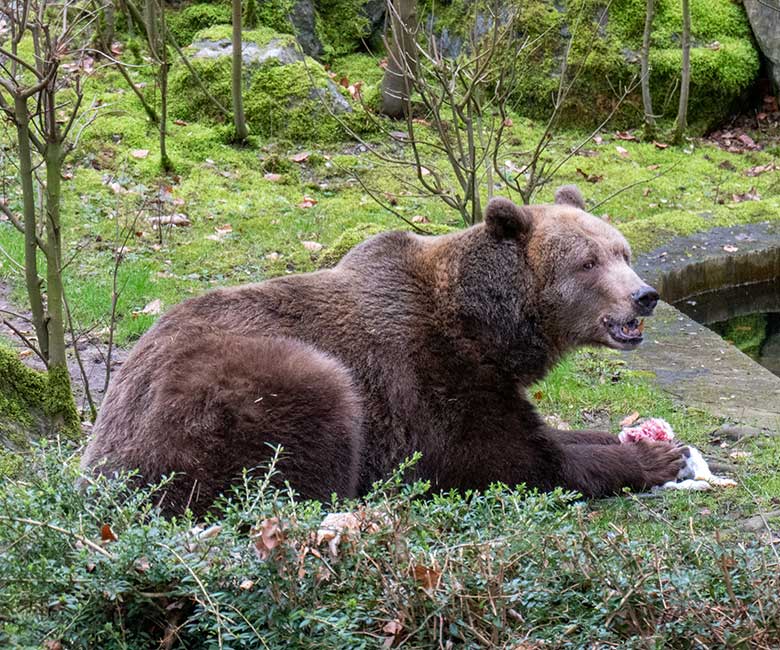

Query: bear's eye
left=582, top=260, right=596, bottom=271
left=622, top=252, right=630, bottom=263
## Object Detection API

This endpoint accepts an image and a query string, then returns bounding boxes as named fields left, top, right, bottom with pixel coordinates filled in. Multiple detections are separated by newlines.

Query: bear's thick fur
left=82, top=187, right=686, bottom=514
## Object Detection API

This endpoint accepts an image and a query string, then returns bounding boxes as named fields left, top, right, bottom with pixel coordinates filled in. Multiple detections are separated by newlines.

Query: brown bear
left=81, top=186, right=686, bottom=515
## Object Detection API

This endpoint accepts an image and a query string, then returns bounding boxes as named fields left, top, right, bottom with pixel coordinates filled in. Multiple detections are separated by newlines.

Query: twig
left=2, top=318, right=48, bottom=366
left=590, top=160, right=682, bottom=211
left=0, top=515, right=114, bottom=559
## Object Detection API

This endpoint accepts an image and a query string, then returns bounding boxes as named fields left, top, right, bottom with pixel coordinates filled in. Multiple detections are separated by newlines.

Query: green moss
left=169, top=27, right=372, bottom=142
left=316, top=0, right=371, bottom=60
left=166, top=4, right=231, bottom=46
left=44, top=365, right=80, bottom=439
left=713, top=314, right=768, bottom=357
left=0, top=347, right=78, bottom=476
left=421, top=0, right=760, bottom=131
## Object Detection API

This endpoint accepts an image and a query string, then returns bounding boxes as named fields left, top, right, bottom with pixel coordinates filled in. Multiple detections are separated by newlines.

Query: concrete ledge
left=625, top=222, right=780, bottom=429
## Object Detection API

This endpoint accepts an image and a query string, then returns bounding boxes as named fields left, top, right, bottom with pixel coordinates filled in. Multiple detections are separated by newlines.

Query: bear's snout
left=631, top=285, right=659, bottom=315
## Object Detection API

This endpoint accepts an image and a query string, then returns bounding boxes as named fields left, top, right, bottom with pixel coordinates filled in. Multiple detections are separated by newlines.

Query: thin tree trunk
left=13, top=95, right=49, bottom=361
left=232, top=0, right=248, bottom=141
left=640, top=0, right=655, bottom=139
left=381, top=0, right=418, bottom=119
left=674, top=0, right=691, bottom=144
left=44, top=141, right=68, bottom=370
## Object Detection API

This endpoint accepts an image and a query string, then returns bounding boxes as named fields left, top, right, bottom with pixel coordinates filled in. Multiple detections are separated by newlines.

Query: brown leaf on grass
left=131, top=149, right=149, bottom=159
left=533, top=390, right=543, bottom=401
left=134, top=557, right=151, bottom=572
left=298, top=196, right=318, bottom=209
left=723, top=244, right=739, bottom=253
left=653, top=141, right=669, bottom=149
left=620, top=411, right=640, bottom=427
left=737, top=133, right=757, bottom=149
left=316, top=511, right=362, bottom=558
left=302, top=240, right=323, bottom=252
left=378, top=57, right=388, bottom=69
left=744, top=163, right=778, bottom=177
left=575, top=167, right=603, bottom=183
left=101, top=523, right=118, bottom=542
left=413, top=564, right=442, bottom=591
left=141, top=299, right=163, bottom=315
left=239, top=579, right=255, bottom=590
left=348, top=81, right=363, bottom=100
left=593, top=135, right=604, bottom=145
left=503, top=117, right=513, bottom=127
left=614, top=131, right=638, bottom=141
left=646, top=164, right=660, bottom=171
left=718, top=160, right=736, bottom=171
left=339, top=76, right=349, bottom=87
left=382, top=619, right=403, bottom=646
left=731, top=187, right=761, bottom=203
left=43, top=641, right=63, bottom=650
left=615, top=146, right=629, bottom=158
left=173, top=119, right=188, bottom=126
left=411, top=214, right=429, bottom=224
left=251, top=517, right=284, bottom=561
left=290, top=151, right=310, bottom=163
left=148, top=213, right=191, bottom=228
left=642, top=188, right=651, bottom=197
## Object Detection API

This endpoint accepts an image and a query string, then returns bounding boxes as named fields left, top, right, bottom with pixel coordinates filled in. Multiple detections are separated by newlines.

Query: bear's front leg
left=557, top=436, right=688, bottom=497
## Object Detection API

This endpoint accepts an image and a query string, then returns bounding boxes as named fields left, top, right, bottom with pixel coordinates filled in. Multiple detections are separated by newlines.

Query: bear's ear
left=554, top=184, right=586, bottom=210
left=484, top=197, right=533, bottom=240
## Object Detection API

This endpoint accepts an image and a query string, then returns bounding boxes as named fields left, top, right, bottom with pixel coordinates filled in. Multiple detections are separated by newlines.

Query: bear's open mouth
left=605, top=317, right=645, bottom=346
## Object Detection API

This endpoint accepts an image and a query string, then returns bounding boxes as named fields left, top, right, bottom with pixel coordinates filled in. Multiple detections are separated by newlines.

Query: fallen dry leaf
left=100, top=523, right=118, bottom=542
left=298, top=196, right=318, bottom=209
left=411, top=214, right=429, bottom=224
left=148, top=213, right=191, bottom=228
left=290, top=151, right=310, bottom=163
left=620, top=411, right=640, bottom=427
left=723, top=244, right=739, bottom=253
left=239, top=579, right=255, bottom=591
left=575, top=167, right=603, bottom=183
left=251, top=517, right=284, bottom=561
left=413, top=564, right=442, bottom=591
left=141, top=299, right=163, bottom=315
left=653, top=141, right=669, bottom=149
left=614, top=131, right=638, bottom=141
left=134, top=557, right=151, bottom=572
left=744, top=163, right=778, bottom=177
left=731, top=187, right=761, bottom=203
left=173, top=119, right=188, bottom=126
left=131, top=149, right=149, bottom=159
left=302, top=240, right=323, bottom=252
left=264, top=172, right=282, bottom=182
left=615, top=146, right=629, bottom=158
left=646, top=164, right=660, bottom=171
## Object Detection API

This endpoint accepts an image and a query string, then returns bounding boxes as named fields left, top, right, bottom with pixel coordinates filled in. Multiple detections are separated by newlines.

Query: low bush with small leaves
left=1, top=442, right=779, bottom=649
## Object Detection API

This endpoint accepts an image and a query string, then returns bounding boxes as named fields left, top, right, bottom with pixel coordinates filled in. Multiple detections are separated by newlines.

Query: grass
left=1, top=30, right=780, bottom=650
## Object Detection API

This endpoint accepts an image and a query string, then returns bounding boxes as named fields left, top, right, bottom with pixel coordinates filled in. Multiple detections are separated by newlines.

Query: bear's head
left=477, top=186, right=658, bottom=359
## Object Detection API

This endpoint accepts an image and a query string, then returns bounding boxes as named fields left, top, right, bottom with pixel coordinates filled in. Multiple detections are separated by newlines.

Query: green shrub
left=2, top=443, right=779, bottom=649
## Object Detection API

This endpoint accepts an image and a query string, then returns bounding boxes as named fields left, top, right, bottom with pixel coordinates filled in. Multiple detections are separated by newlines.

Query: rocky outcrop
left=743, top=0, right=780, bottom=91
left=170, top=26, right=356, bottom=142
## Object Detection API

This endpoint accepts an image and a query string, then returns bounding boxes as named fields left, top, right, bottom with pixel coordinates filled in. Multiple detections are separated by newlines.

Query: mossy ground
left=0, top=15, right=779, bottom=639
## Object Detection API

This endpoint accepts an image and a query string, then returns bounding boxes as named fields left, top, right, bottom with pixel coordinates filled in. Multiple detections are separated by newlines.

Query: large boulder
left=421, top=0, right=760, bottom=131
left=743, top=0, right=780, bottom=92
left=169, top=26, right=365, bottom=142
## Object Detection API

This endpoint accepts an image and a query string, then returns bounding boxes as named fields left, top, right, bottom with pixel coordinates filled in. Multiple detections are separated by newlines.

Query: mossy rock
left=421, top=0, right=760, bottom=132
left=166, top=4, right=232, bottom=46
left=0, top=346, right=79, bottom=477
left=169, top=26, right=373, bottom=142
left=178, top=0, right=383, bottom=59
